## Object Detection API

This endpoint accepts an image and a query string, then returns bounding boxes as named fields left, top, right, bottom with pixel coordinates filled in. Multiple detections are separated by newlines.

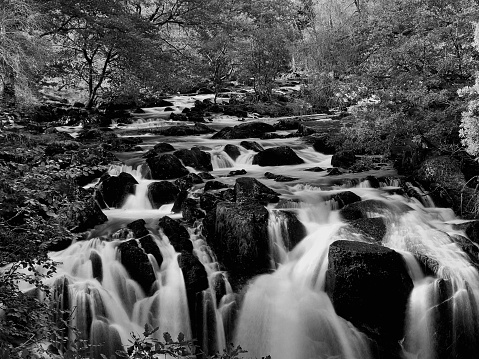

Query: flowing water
left=28, top=95, right=479, bottom=358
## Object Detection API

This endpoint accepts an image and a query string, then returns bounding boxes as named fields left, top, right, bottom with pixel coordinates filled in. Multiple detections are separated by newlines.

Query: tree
left=0, top=0, right=48, bottom=109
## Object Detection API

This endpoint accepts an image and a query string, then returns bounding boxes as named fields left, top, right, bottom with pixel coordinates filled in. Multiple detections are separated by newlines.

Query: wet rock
left=173, top=147, right=213, bottom=172
left=228, top=169, right=247, bottom=177
left=204, top=180, right=229, bottom=191
left=182, top=198, right=206, bottom=224
left=326, top=167, right=342, bottom=176
left=212, top=122, right=275, bottom=139
left=223, top=188, right=236, bottom=202
left=147, top=181, right=180, bottom=209
left=415, top=253, right=440, bottom=276
left=273, top=118, right=301, bottom=130
left=95, top=173, right=138, bottom=208
left=340, top=199, right=412, bottom=221
left=208, top=201, right=270, bottom=287
left=326, top=240, right=414, bottom=358
left=452, top=234, right=479, bottom=270
left=104, top=137, right=143, bottom=152
left=118, top=240, right=156, bottom=294
left=224, top=144, right=241, bottom=161
left=177, top=251, right=208, bottom=294
left=174, top=173, right=204, bottom=191
left=264, top=172, right=298, bottom=182
left=252, top=146, right=304, bottom=166
left=172, top=190, right=188, bottom=213
left=347, top=217, right=387, bottom=243
left=164, top=107, right=174, bottom=111
left=145, top=153, right=189, bottom=180
left=139, top=236, right=163, bottom=268
left=235, top=177, right=280, bottom=204
left=126, top=219, right=150, bottom=238
left=329, top=191, right=361, bottom=209
left=198, top=172, right=215, bottom=180
left=142, top=142, right=175, bottom=158
left=240, top=140, right=264, bottom=152
left=155, top=123, right=215, bottom=136
left=304, top=167, right=325, bottom=172
left=158, top=216, right=193, bottom=253
left=58, top=197, right=106, bottom=234
left=361, top=175, right=381, bottom=188
left=170, top=113, right=189, bottom=121
left=200, top=192, right=224, bottom=212
left=331, top=151, right=357, bottom=168
left=275, top=210, right=307, bottom=249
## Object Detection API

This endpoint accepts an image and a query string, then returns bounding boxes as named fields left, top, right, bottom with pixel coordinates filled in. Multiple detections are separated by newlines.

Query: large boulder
left=158, top=216, right=193, bottom=253
left=326, top=240, right=414, bottom=358
left=173, top=147, right=213, bottom=171
left=142, top=142, right=175, bottom=158
left=273, top=210, right=307, bottom=249
left=252, top=146, right=304, bottom=166
left=328, top=191, right=361, bottom=209
left=207, top=201, right=270, bottom=288
left=58, top=198, right=108, bottom=233
left=212, top=122, right=275, bottom=139
left=147, top=181, right=180, bottom=209
left=118, top=240, right=156, bottom=294
left=224, top=144, right=241, bottom=161
left=145, top=153, right=189, bottom=180
left=235, top=177, right=280, bottom=204
left=240, top=140, right=264, bottom=152
left=95, top=173, right=138, bottom=208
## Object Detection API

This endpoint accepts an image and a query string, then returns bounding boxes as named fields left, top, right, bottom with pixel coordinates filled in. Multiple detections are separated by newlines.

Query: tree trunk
left=1, top=64, right=16, bottom=110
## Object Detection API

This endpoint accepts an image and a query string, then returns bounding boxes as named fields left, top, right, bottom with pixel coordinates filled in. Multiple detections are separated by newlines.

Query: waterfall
left=122, top=180, right=153, bottom=210
left=267, top=210, right=290, bottom=268
left=211, top=151, right=235, bottom=169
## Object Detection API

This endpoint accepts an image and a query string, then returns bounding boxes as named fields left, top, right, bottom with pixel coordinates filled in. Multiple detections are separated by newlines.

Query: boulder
left=240, top=140, right=264, bottom=152
left=104, top=137, right=143, bottom=152
left=156, top=123, right=215, bottom=136
left=118, top=240, right=156, bottom=294
left=145, top=153, right=189, bottom=180
left=126, top=219, right=150, bottom=238
left=329, top=191, right=361, bottom=209
left=264, top=172, right=298, bottom=182
left=208, top=201, right=270, bottom=287
left=174, top=173, right=204, bottom=191
left=142, top=142, right=175, bottom=158
left=224, top=144, right=241, bottom=161
left=235, top=177, right=280, bottom=204
left=58, top=198, right=108, bottom=233
left=326, top=240, right=414, bottom=357
left=95, top=173, right=138, bottom=208
left=173, top=147, right=213, bottom=172
left=252, top=146, right=304, bottom=166
left=304, top=167, right=325, bottom=172
left=204, top=180, right=229, bottom=192
left=200, top=192, right=224, bottom=212
left=177, top=251, right=209, bottom=295
left=172, top=190, right=188, bottom=213
left=158, top=216, right=193, bottom=253
left=147, top=181, right=180, bottom=209
left=212, top=122, right=275, bottom=139
left=228, top=169, right=247, bottom=177
left=331, top=151, right=357, bottom=168
left=198, top=172, right=215, bottom=180
left=346, top=217, right=387, bottom=243
left=340, top=199, right=412, bottom=222
left=181, top=198, right=206, bottom=224
left=274, top=210, right=307, bottom=249
left=139, top=236, right=163, bottom=268
left=326, top=167, right=343, bottom=176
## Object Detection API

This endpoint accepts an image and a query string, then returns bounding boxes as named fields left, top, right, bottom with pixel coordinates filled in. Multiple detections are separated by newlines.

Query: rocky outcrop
left=326, top=240, right=414, bottom=358
left=240, top=140, right=264, bottom=152
left=235, top=177, right=280, bottom=204
left=206, top=201, right=270, bottom=289
left=252, top=146, right=304, bottom=166
left=173, top=147, right=213, bottom=171
left=212, top=122, right=275, bottom=139
left=147, top=181, right=180, bottom=209
left=118, top=240, right=156, bottom=294
left=157, top=216, right=193, bottom=253
left=145, top=153, right=189, bottom=180
left=95, top=173, right=138, bottom=208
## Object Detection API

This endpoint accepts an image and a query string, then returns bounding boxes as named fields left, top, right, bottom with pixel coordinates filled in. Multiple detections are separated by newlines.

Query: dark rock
left=340, top=199, right=412, bottom=222
left=95, top=173, right=138, bottom=208
left=273, top=210, right=307, bottom=249
left=326, top=240, right=414, bottom=357
left=200, top=192, right=223, bottom=212
left=273, top=118, right=301, bottom=130
left=304, top=167, right=325, bottom=172
left=264, top=172, right=297, bottom=182
left=182, top=198, right=206, bottom=224
left=73, top=102, right=85, bottom=108
left=173, top=147, right=212, bottom=172
left=164, top=107, right=175, bottom=111
left=158, top=216, right=193, bottom=253
left=223, top=188, right=236, bottom=202
left=224, top=144, right=241, bottom=161
left=156, top=123, right=215, bottom=136
left=240, top=140, right=264, bottom=152
left=235, top=177, right=280, bottom=204
left=170, top=113, right=189, bottom=121
left=177, top=251, right=208, bottom=294
left=139, top=236, right=163, bottom=268
left=118, top=240, right=156, bottom=294
left=312, top=134, right=336, bottom=154
left=133, top=107, right=145, bottom=113
left=143, top=142, right=175, bottom=158
left=172, top=190, right=188, bottom=214
left=347, top=217, right=387, bottom=243
left=204, top=181, right=229, bottom=191
left=186, top=111, right=206, bottom=123
left=207, top=201, right=270, bottom=288
left=182, top=108, right=191, bottom=113
left=126, top=219, right=150, bottom=238
left=326, top=168, right=343, bottom=176
left=212, top=122, right=275, bottom=139
left=331, top=151, right=357, bottom=168
left=148, top=181, right=180, bottom=209
left=228, top=169, right=247, bottom=177
left=174, top=173, right=204, bottom=191
left=252, top=146, right=304, bottom=166
left=329, top=191, right=361, bottom=209
left=105, top=137, right=143, bottom=152
left=145, top=153, right=189, bottom=180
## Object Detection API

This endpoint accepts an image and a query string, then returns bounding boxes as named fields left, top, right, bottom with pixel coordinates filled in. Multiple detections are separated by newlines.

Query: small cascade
left=267, top=210, right=290, bottom=268
left=108, top=164, right=146, bottom=180
left=122, top=180, right=153, bottom=210
left=211, top=151, right=235, bottom=169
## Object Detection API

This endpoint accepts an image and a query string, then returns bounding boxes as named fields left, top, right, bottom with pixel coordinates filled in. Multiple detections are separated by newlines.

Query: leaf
left=177, top=332, right=185, bottom=343
left=143, top=322, right=154, bottom=336
left=163, top=332, right=172, bottom=344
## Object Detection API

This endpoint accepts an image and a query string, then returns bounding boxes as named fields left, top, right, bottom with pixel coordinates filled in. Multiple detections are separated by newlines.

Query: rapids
left=35, top=94, right=479, bottom=358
